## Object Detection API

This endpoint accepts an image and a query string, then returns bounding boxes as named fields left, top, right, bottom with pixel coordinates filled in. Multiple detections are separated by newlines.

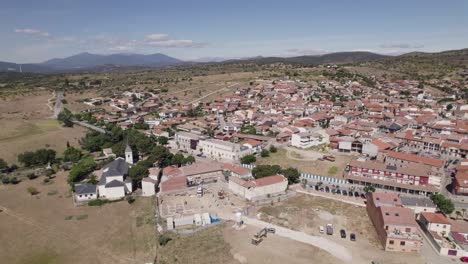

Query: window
left=405, top=228, right=411, bottom=233
left=385, top=225, right=389, bottom=230
left=389, top=240, right=394, bottom=245
left=400, top=241, right=405, bottom=246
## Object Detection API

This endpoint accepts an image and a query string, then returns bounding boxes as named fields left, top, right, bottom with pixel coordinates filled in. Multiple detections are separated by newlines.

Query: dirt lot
left=255, top=148, right=353, bottom=178
left=224, top=223, right=339, bottom=264
left=0, top=172, right=157, bottom=264
left=256, top=194, right=425, bottom=264
left=0, top=92, right=87, bottom=163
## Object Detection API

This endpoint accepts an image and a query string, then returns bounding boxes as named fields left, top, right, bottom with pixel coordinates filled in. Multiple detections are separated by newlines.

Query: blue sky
left=1, top=0, right=468, bottom=63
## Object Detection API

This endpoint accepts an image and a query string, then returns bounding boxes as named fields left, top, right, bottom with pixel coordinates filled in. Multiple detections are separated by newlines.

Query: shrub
left=88, top=199, right=109, bottom=206
left=127, top=196, right=136, bottom=204
left=27, top=187, right=39, bottom=195
left=269, top=145, right=278, bottom=153
left=2, top=177, right=10, bottom=184
left=261, top=149, right=270, bottom=157
left=27, top=173, right=38, bottom=180
left=10, top=177, right=21, bottom=184
left=158, top=235, right=172, bottom=246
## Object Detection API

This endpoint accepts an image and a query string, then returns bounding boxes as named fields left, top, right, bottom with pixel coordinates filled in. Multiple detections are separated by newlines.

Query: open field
left=0, top=171, right=157, bottom=264
left=255, top=148, right=353, bottom=178
left=256, top=194, right=425, bottom=264
left=0, top=92, right=88, bottom=163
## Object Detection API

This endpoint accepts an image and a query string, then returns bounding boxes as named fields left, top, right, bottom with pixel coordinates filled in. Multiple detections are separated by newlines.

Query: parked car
left=266, top=227, right=276, bottom=234
left=325, top=187, right=330, bottom=193
left=319, top=226, right=325, bottom=233
left=350, top=233, right=356, bottom=241
left=336, top=189, right=341, bottom=195
left=342, top=190, right=348, bottom=196
left=354, top=191, right=359, bottom=197
left=331, top=189, right=336, bottom=194
left=348, top=191, right=353, bottom=197
left=314, top=185, right=319, bottom=191
left=340, top=229, right=346, bottom=238
left=360, top=193, right=366, bottom=199
left=319, top=187, right=324, bottom=192
left=460, top=256, right=468, bottom=263
left=326, top=224, right=333, bottom=235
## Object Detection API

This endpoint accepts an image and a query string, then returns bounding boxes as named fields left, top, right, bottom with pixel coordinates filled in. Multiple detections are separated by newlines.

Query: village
left=48, top=67, right=468, bottom=262
left=1, top=65, right=468, bottom=263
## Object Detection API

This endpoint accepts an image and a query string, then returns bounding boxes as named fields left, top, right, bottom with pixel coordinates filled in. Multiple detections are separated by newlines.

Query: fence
left=240, top=164, right=349, bottom=185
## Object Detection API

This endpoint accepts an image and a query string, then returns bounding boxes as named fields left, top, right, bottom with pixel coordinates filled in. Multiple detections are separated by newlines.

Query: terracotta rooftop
left=420, top=212, right=451, bottom=225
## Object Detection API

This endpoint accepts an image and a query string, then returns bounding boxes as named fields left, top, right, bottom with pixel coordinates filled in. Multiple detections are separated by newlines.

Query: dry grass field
left=0, top=171, right=157, bottom=264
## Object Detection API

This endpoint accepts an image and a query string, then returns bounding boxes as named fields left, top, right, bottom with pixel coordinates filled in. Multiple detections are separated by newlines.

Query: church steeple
left=125, top=144, right=133, bottom=165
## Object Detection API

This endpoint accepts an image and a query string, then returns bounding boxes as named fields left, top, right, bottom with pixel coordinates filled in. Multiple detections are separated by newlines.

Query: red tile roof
left=420, top=212, right=451, bottom=225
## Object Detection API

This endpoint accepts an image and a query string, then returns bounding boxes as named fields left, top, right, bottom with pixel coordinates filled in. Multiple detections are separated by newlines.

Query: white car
left=319, top=226, right=325, bottom=233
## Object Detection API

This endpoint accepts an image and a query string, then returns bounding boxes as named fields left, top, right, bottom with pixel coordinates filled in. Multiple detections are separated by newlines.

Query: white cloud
left=380, top=43, right=424, bottom=49
left=14, top=28, right=50, bottom=37
left=144, top=33, right=206, bottom=48
left=145, top=33, right=170, bottom=41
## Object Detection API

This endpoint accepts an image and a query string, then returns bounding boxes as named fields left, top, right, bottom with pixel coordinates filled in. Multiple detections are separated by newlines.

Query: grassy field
left=255, top=148, right=352, bottom=178
left=0, top=171, right=157, bottom=264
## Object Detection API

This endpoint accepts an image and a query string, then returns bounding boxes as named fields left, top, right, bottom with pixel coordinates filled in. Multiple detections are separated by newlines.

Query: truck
left=326, top=224, right=333, bottom=235
left=323, top=155, right=336, bottom=162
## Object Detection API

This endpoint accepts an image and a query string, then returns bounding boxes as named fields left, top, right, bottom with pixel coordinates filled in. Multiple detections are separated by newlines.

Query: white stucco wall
left=142, top=181, right=156, bottom=196
left=105, top=186, right=125, bottom=199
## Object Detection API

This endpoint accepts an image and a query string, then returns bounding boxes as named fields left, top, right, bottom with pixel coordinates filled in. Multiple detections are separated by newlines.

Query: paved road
left=218, top=213, right=352, bottom=262
left=72, top=121, right=107, bottom=134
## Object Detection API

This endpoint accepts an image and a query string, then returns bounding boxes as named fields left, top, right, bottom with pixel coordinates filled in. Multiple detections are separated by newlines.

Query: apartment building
left=199, top=139, right=251, bottom=162
left=291, top=132, right=325, bottom=148
left=175, top=131, right=202, bottom=152
left=366, top=193, right=422, bottom=252
left=345, top=160, right=438, bottom=195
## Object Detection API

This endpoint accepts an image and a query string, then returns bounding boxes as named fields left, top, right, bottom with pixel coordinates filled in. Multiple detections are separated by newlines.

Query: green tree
left=252, top=165, right=281, bottom=178
left=363, top=186, right=376, bottom=193
left=157, top=136, right=169, bottom=145
left=269, top=145, right=277, bottom=153
left=184, top=155, right=195, bottom=164
left=430, top=193, right=455, bottom=215
left=128, top=164, right=149, bottom=182
left=261, top=149, right=270, bottom=157
left=240, top=125, right=257, bottom=135
left=280, top=167, right=300, bottom=184
left=18, top=149, right=56, bottom=167
left=63, top=147, right=82, bottom=163
left=240, top=155, right=257, bottom=164
left=57, top=108, right=74, bottom=127
left=172, top=153, right=186, bottom=167
left=68, top=156, right=97, bottom=186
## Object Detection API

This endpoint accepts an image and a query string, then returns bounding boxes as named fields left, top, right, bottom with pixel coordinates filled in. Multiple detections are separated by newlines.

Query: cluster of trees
left=68, top=156, right=97, bottom=186
left=18, top=149, right=56, bottom=167
left=127, top=145, right=195, bottom=183
left=252, top=165, right=300, bottom=184
left=430, top=193, right=455, bottom=215
left=185, top=105, right=204, bottom=118
left=63, top=147, right=82, bottom=163
left=240, top=155, right=256, bottom=164
left=57, top=108, right=74, bottom=127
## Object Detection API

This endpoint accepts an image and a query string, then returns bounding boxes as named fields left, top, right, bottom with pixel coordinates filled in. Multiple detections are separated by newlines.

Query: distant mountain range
left=1, top=49, right=467, bottom=74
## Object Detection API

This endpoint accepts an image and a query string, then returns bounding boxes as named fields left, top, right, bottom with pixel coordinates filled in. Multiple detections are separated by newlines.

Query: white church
left=96, top=145, right=134, bottom=199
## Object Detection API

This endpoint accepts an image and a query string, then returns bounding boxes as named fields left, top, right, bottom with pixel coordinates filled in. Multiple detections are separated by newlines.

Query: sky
left=1, top=0, right=468, bottom=63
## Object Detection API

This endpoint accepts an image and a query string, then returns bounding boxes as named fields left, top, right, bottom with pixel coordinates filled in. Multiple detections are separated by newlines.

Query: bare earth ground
left=256, top=194, right=425, bottom=264
left=255, top=148, right=353, bottom=178
left=0, top=172, right=156, bottom=264
left=224, top=223, right=339, bottom=264
left=0, top=92, right=87, bottom=163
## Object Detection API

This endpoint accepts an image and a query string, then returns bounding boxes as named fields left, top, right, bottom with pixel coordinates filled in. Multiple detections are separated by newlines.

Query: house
left=228, top=174, right=288, bottom=201
left=74, top=183, right=97, bottom=202
left=366, top=192, right=422, bottom=252
left=175, top=131, right=201, bottom=152
left=142, top=167, right=160, bottom=197
left=241, top=139, right=263, bottom=154
left=400, top=196, right=437, bottom=214
left=97, top=146, right=134, bottom=200
left=419, top=212, right=467, bottom=257
left=291, top=132, right=325, bottom=149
